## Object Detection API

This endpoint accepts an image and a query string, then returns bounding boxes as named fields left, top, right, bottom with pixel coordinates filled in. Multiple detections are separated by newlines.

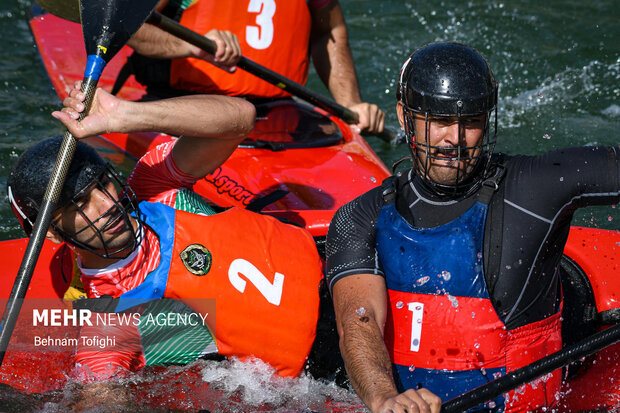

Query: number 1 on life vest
left=228, top=258, right=284, bottom=305
left=408, top=302, right=424, bottom=352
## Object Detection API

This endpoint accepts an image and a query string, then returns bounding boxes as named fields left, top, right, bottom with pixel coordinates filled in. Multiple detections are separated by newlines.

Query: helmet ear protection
left=7, top=137, right=142, bottom=259
left=396, top=42, right=499, bottom=196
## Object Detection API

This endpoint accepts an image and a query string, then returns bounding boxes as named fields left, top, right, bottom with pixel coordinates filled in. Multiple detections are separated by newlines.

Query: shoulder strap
left=483, top=156, right=509, bottom=287
left=381, top=175, right=399, bottom=204
left=477, top=158, right=507, bottom=205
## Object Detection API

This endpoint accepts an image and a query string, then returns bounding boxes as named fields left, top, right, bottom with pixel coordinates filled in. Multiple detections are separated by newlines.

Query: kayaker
left=326, top=41, right=620, bottom=413
left=124, top=0, right=385, bottom=134
left=7, top=82, right=326, bottom=407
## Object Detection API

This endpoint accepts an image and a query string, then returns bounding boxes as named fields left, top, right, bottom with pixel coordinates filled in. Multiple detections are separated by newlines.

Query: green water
left=0, top=0, right=618, bottom=240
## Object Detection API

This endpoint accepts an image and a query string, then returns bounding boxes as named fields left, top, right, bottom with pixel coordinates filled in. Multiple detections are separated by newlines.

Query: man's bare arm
left=128, top=0, right=241, bottom=73
left=52, top=83, right=255, bottom=178
left=310, top=1, right=384, bottom=133
left=333, top=274, right=441, bottom=413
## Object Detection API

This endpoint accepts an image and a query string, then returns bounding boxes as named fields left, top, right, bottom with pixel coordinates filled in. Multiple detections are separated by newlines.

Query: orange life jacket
left=118, top=202, right=322, bottom=377
left=170, top=0, right=312, bottom=97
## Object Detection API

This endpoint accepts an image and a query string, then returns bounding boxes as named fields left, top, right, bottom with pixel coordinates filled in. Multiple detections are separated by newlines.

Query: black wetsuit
left=326, top=146, right=620, bottom=330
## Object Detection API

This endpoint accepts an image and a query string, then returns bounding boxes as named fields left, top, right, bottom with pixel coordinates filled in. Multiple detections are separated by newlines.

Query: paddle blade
left=79, top=0, right=157, bottom=62
left=35, top=0, right=80, bottom=22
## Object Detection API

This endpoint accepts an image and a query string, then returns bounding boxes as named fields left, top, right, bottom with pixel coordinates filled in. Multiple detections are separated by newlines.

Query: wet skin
left=50, top=177, right=137, bottom=262
left=396, top=101, right=486, bottom=187
left=412, top=114, right=486, bottom=186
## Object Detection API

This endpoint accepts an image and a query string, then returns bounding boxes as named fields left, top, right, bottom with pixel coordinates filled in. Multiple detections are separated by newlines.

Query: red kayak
left=0, top=5, right=616, bottom=411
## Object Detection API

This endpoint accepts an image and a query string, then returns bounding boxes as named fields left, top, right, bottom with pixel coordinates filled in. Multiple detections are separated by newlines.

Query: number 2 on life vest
left=408, top=302, right=424, bottom=352
left=246, top=0, right=275, bottom=50
left=228, top=258, right=284, bottom=305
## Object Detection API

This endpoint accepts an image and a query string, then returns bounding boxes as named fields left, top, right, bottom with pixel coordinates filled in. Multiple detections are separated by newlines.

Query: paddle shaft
left=0, top=79, right=97, bottom=365
left=147, top=12, right=400, bottom=143
left=441, top=322, right=620, bottom=412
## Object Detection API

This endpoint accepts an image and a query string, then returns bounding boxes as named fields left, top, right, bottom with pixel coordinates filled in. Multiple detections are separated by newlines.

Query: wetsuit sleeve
left=326, top=187, right=385, bottom=293
left=490, top=146, right=619, bottom=327
left=505, top=146, right=620, bottom=217
left=126, top=140, right=200, bottom=206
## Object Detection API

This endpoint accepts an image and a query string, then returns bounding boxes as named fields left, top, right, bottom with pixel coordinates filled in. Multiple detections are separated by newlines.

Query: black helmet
left=398, top=42, right=498, bottom=196
left=7, top=137, right=142, bottom=258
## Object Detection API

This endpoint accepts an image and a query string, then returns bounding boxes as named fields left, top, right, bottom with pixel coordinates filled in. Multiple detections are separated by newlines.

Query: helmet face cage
left=51, top=163, right=143, bottom=260
left=401, top=103, right=498, bottom=196
left=7, top=138, right=143, bottom=259
left=398, top=42, right=499, bottom=197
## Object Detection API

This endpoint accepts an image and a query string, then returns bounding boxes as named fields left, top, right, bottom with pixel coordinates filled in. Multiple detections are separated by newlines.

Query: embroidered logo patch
left=180, top=244, right=212, bottom=276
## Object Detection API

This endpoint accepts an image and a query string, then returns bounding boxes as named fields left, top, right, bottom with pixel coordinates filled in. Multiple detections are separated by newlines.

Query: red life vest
left=171, top=0, right=312, bottom=98
left=119, top=202, right=323, bottom=377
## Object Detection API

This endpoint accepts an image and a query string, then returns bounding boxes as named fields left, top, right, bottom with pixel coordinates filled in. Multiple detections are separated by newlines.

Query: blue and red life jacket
left=375, top=186, right=562, bottom=412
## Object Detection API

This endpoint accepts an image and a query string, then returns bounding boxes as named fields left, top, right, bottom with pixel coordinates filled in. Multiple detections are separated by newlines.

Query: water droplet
left=488, top=401, right=496, bottom=408
left=608, top=216, right=614, bottom=221
left=471, top=312, right=476, bottom=318
left=559, top=176, right=564, bottom=182
left=370, top=176, right=376, bottom=183
left=480, top=367, right=487, bottom=375
left=412, top=339, right=419, bottom=346
left=396, top=301, right=404, bottom=309
left=543, top=133, right=551, bottom=140
left=440, top=270, right=451, bottom=281
left=474, top=343, right=480, bottom=349
left=447, top=294, right=459, bottom=308
left=416, top=276, right=430, bottom=286
left=356, top=307, right=366, bottom=316
left=409, top=364, right=415, bottom=371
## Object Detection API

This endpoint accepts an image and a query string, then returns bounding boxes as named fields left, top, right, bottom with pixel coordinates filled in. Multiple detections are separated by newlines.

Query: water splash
left=33, top=359, right=365, bottom=412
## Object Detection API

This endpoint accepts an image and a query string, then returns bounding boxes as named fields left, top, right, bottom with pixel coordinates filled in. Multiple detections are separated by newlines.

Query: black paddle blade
left=35, top=0, right=80, bottom=22
left=79, top=0, right=157, bottom=62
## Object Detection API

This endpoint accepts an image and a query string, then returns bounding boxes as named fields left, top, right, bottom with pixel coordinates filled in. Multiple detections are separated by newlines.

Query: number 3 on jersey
left=246, top=0, right=275, bottom=50
left=228, top=258, right=284, bottom=305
